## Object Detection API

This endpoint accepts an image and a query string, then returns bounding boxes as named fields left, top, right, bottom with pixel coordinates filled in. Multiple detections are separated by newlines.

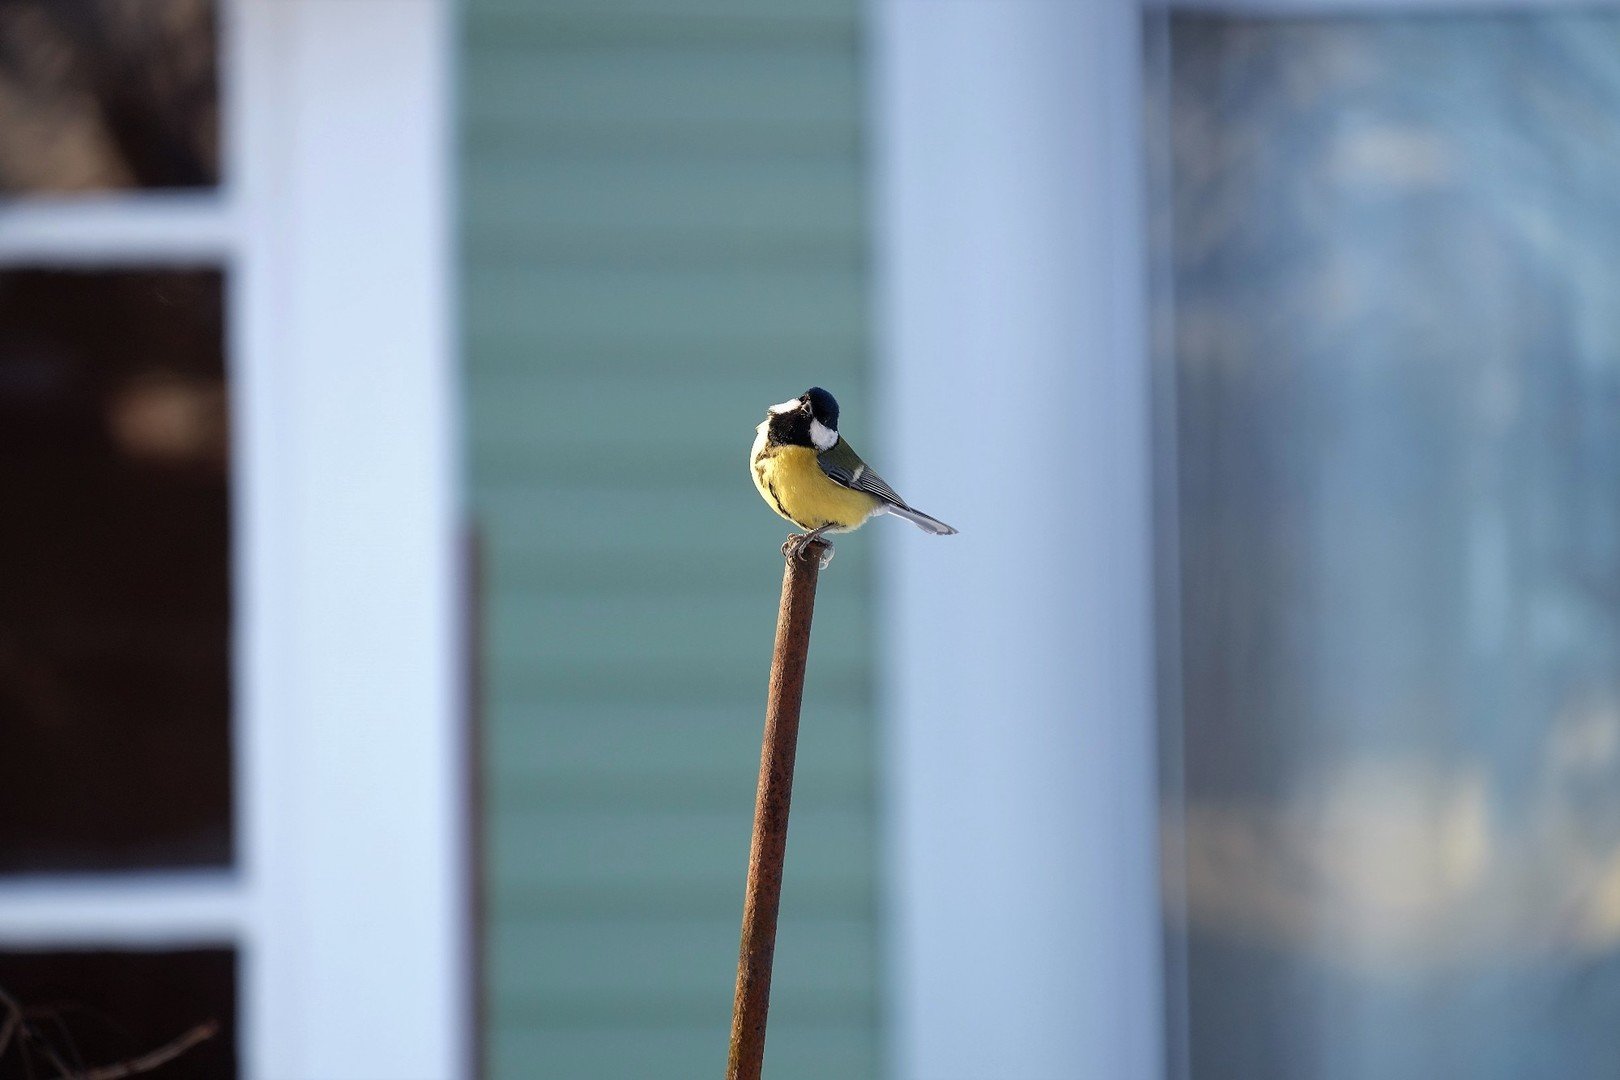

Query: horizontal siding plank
left=466, top=0, right=857, bottom=47
left=462, top=336, right=867, bottom=379
left=463, top=231, right=860, bottom=272
left=490, top=990, right=866, bottom=1028
left=476, top=552, right=872, bottom=597
left=487, top=656, right=870, bottom=710
left=484, top=591, right=872, bottom=671
left=471, top=0, right=855, bottom=16
left=486, top=913, right=875, bottom=1005
left=466, top=19, right=854, bottom=52
left=462, top=264, right=865, bottom=345
left=464, top=154, right=861, bottom=239
left=478, top=545, right=875, bottom=600
left=481, top=769, right=870, bottom=818
left=465, top=45, right=859, bottom=130
left=487, top=805, right=873, bottom=896
left=484, top=700, right=873, bottom=798
left=487, top=1021, right=876, bottom=1080
left=466, top=23, right=855, bottom=53
left=463, top=117, right=860, bottom=158
left=482, top=751, right=871, bottom=818
left=469, top=446, right=741, bottom=489
left=467, top=440, right=750, bottom=488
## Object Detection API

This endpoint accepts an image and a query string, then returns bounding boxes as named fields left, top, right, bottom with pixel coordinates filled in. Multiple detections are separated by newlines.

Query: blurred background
left=1, top=1, right=1618, bottom=1079
left=1155, top=13, right=1620, bottom=1080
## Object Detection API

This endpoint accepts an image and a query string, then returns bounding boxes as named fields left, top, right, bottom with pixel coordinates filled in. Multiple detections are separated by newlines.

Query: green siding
left=459, top=2, right=880, bottom=1076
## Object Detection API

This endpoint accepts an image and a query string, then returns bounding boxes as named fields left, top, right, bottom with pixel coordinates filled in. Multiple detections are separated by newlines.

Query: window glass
left=0, top=948, right=235, bottom=1079
left=0, top=269, right=231, bottom=872
left=0, top=0, right=218, bottom=193
left=1161, top=15, right=1620, bottom=1080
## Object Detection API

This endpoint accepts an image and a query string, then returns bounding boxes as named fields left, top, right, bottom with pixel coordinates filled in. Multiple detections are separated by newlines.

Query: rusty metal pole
left=726, top=538, right=830, bottom=1080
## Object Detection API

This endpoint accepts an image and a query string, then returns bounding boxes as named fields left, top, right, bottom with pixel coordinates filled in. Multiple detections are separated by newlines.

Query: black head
left=763, top=387, right=841, bottom=450
left=804, top=387, right=839, bottom=430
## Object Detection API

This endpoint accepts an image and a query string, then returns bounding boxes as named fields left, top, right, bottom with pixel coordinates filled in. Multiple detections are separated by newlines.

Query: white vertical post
left=870, top=3, right=1162, bottom=1078
left=234, top=1, right=464, bottom=1077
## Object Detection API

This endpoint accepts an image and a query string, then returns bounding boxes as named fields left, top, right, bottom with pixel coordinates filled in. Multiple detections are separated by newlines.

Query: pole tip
left=782, top=535, right=834, bottom=569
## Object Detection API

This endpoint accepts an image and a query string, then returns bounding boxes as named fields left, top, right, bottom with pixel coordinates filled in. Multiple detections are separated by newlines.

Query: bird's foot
left=782, top=533, right=813, bottom=562
left=783, top=530, right=836, bottom=569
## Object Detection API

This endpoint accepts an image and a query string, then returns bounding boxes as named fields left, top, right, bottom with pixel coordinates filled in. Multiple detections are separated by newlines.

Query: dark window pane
left=0, top=270, right=231, bottom=872
left=0, top=949, right=235, bottom=1080
left=0, top=0, right=218, bottom=193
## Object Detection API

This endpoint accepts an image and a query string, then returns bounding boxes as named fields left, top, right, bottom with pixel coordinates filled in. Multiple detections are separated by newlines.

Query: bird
left=750, top=387, right=957, bottom=564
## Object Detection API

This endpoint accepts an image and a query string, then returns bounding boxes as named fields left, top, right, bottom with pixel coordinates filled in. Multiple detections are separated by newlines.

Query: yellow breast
left=750, top=431, right=881, bottom=532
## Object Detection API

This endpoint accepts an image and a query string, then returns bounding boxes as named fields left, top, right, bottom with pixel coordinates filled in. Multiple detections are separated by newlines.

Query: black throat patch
left=766, top=409, right=814, bottom=447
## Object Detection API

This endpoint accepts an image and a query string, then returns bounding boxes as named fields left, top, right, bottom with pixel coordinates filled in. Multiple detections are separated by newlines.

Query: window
left=0, top=3, right=236, bottom=1071
left=1157, top=10, right=1620, bottom=1080
left=0, top=2, right=464, bottom=1077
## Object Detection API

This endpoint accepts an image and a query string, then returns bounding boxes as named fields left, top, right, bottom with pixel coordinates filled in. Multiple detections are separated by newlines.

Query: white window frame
left=0, top=2, right=466, bottom=1078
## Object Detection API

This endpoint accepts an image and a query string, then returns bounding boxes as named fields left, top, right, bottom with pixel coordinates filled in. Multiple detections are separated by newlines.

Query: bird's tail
left=882, top=503, right=958, bottom=536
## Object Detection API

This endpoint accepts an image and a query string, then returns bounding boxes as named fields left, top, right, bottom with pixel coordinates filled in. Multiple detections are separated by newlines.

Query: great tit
left=750, top=387, right=957, bottom=562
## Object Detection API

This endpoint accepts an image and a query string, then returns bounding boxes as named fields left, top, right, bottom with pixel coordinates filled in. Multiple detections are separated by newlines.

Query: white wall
left=871, top=2, right=1163, bottom=1078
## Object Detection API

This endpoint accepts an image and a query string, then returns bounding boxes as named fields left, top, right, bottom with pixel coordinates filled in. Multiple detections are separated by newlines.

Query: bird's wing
left=818, top=437, right=910, bottom=508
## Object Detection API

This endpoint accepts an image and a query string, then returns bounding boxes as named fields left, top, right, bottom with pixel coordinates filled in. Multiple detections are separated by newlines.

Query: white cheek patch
left=809, top=418, right=838, bottom=451
left=768, top=398, right=802, bottom=415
